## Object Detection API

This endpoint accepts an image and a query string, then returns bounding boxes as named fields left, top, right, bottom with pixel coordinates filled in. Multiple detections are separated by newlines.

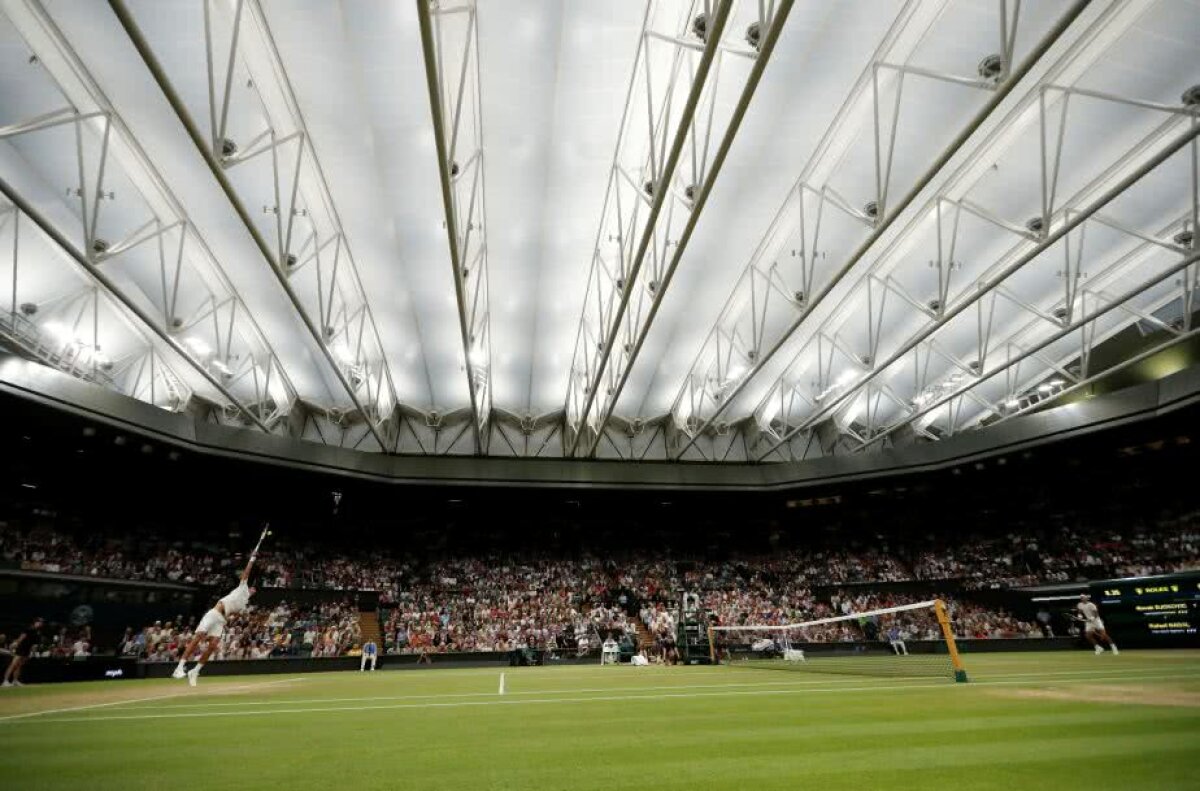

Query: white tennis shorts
left=1084, top=618, right=1105, bottom=634
left=197, top=608, right=227, bottom=638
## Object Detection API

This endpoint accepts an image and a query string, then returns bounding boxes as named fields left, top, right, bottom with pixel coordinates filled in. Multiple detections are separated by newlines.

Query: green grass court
left=1, top=651, right=1198, bottom=790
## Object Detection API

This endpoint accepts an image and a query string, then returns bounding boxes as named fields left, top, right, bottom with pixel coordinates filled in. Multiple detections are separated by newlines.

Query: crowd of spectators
left=122, top=599, right=361, bottom=661
left=5, top=516, right=1194, bottom=597
left=907, top=511, right=1200, bottom=589
left=2, top=510, right=1196, bottom=659
left=0, top=528, right=411, bottom=600
left=828, top=590, right=1041, bottom=641
left=0, top=525, right=241, bottom=586
left=381, top=556, right=636, bottom=655
left=708, top=590, right=1040, bottom=658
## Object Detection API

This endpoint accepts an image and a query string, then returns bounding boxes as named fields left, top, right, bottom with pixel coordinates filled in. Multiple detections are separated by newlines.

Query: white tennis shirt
left=219, top=580, right=252, bottom=616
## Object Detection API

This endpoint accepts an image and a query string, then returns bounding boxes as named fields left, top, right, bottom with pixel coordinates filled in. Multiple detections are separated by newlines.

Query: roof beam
left=577, top=0, right=797, bottom=458
left=107, top=0, right=392, bottom=450
left=761, top=120, right=1200, bottom=458
left=415, top=0, right=493, bottom=454
left=670, top=0, right=1092, bottom=460
left=859, top=212, right=1200, bottom=449
left=562, top=0, right=735, bottom=458
left=0, top=179, right=268, bottom=430
left=1, top=2, right=304, bottom=428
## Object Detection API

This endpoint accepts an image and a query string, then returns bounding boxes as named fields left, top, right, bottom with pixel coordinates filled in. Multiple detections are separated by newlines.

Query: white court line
left=99, top=664, right=1187, bottom=712
left=499, top=673, right=505, bottom=696
left=0, top=676, right=305, bottom=723
left=9, top=669, right=1194, bottom=725
left=252, top=652, right=1198, bottom=683
left=0, top=691, right=192, bottom=723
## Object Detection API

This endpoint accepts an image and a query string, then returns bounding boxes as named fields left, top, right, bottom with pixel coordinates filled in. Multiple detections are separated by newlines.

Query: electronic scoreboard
left=1090, top=571, right=1200, bottom=646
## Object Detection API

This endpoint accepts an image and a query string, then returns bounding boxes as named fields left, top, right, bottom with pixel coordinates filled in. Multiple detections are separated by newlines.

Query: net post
left=707, top=626, right=716, bottom=665
left=934, top=598, right=969, bottom=683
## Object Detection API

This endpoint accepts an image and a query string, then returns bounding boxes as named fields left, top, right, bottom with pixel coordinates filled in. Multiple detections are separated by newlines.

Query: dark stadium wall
left=2, top=353, right=1199, bottom=492
left=2, top=384, right=1197, bottom=558
left=0, top=572, right=377, bottom=650
left=0, top=571, right=199, bottom=649
left=249, top=587, right=380, bottom=611
left=12, top=657, right=142, bottom=685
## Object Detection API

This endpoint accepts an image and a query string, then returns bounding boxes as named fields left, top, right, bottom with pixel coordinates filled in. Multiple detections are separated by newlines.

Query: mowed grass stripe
left=2, top=652, right=1198, bottom=791
left=63, top=663, right=1200, bottom=713
left=0, top=651, right=1186, bottom=721
left=13, top=669, right=1199, bottom=724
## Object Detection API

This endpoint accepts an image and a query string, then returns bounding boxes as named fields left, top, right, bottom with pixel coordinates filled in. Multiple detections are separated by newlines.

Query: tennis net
left=709, top=599, right=968, bottom=682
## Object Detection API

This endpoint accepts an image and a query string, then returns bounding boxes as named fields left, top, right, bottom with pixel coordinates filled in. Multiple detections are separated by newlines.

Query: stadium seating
left=123, top=599, right=361, bottom=661
left=1, top=510, right=1195, bottom=657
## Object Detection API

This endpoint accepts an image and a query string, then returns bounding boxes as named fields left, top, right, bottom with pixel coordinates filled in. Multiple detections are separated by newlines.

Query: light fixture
left=468, top=345, right=487, bottom=367
left=1005, top=398, right=1020, bottom=408
left=977, top=53, right=1003, bottom=81
left=333, top=344, right=355, bottom=365
left=42, top=321, right=71, bottom=342
left=836, top=370, right=856, bottom=387
left=1037, top=384, right=1053, bottom=393
left=184, top=336, right=211, bottom=356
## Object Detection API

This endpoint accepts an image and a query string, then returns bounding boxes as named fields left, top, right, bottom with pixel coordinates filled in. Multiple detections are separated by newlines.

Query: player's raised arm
left=242, top=524, right=272, bottom=581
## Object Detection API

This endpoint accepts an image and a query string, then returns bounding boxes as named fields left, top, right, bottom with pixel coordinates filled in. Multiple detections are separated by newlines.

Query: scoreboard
left=1090, top=572, right=1200, bottom=646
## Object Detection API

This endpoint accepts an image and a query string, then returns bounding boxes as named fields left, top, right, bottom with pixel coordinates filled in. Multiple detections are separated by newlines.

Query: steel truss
left=666, top=0, right=1112, bottom=460
left=832, top=135, right=1200, bottom=454
left=562, top=0, right=795, bottom=458
left=0, top=204, right=194, bottom=412
left=751, top=69, right=1200, bottom=460
left=667, top=0, right=1099, bottom=460
left=416, top=0, right=494, bottom=454
left=0, top=0, right=299, bottom=430
left=4, top=0, right=1192, bottom=464
left=108, top=0, right=404, bottom=451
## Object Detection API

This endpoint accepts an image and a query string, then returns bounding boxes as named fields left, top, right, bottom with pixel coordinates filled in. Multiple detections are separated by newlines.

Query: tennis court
left=2, top=651, right=1198, bottom=790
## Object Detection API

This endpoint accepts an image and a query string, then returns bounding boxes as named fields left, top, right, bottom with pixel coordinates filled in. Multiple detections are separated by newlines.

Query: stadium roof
left=0, top=0, right=1197, bottom=462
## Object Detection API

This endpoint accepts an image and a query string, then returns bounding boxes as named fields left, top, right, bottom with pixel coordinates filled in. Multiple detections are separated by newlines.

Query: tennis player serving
left=172, top=525, right=270, bottom=686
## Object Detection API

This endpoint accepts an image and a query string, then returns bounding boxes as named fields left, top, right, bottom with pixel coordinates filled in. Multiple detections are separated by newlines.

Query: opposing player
left=172, top=526, right=268, bottom=686
left=1076, top=594, right=1119, bottom=655
left=2, top=616, right=44, bottom=687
